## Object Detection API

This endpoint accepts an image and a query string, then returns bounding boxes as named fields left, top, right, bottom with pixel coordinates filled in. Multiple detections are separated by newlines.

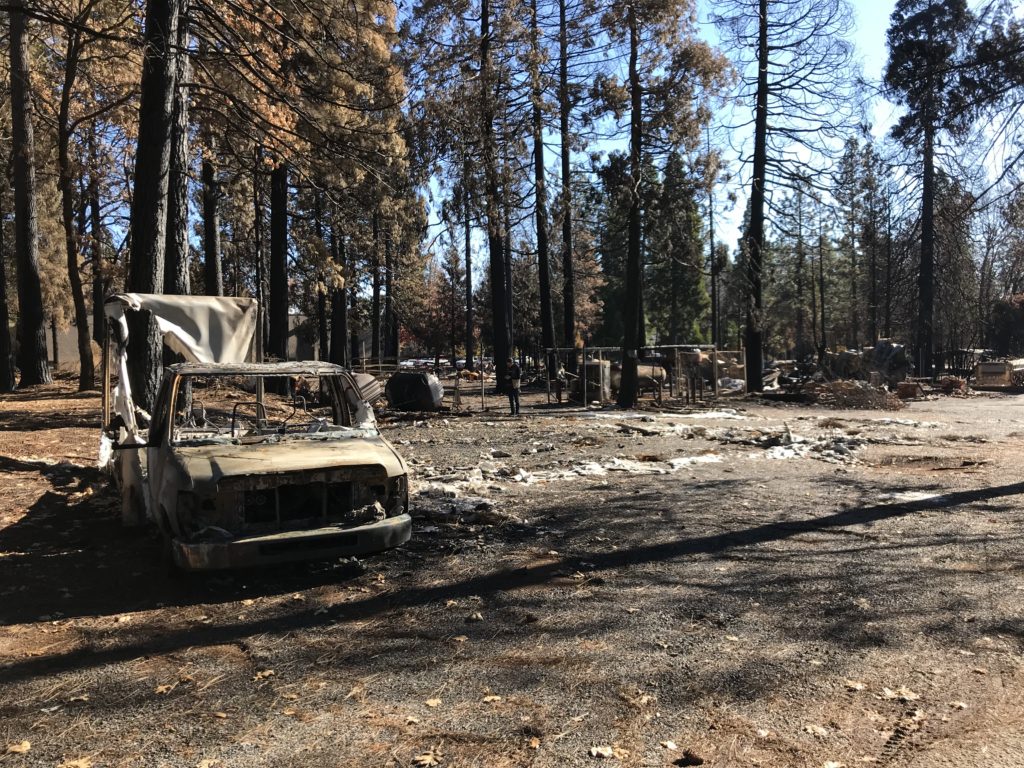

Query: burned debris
left=385, top=370, right=445, bottom=411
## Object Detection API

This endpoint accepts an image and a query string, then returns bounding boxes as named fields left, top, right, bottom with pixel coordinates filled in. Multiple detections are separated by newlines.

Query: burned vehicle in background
left=100, top=294, right=410, bottom=570
left=385, top=370, right=445, bottom=411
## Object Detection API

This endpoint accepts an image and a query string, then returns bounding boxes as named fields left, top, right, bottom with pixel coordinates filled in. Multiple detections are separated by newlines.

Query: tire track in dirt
left=870, top=663, right=1024, bottom=768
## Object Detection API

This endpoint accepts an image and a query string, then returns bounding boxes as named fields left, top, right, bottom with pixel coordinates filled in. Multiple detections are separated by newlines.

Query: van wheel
left=160, top=534, right=206, bottom=592
left=160, top=534, right=183, bottom=579
left=155, top=505, right=176, bottom=538
left=121, top=483, right=147, bottom=527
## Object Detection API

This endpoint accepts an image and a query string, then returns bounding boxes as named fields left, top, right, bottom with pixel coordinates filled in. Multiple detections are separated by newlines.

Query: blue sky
left=852, top=0, right=897, bottom=79
left=440, top=0, right=905, bottom=286
left=851, top=0, right=903, bottom=131
left=708, top=0, right=901, bottom=248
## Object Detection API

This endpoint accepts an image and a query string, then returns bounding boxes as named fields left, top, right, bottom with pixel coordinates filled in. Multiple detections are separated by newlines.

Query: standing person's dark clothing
left=555, top=365, right=567, bottom=403
left=506, top=360, right=522, bottom=415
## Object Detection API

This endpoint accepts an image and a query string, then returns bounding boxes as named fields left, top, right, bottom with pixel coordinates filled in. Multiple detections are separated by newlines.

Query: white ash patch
left=865, top=418, right=945, bottom=429
left=410, top=449, right=724, bottom=524
left=525, top=454, right=723, bottom=480
left=729, top=427, right=866, bottom=463
left=576, top=410, right=650, bottom=420
left=673, top=409, right=747, bottom=420
left=878, top=490, right=951, bottom=505
left=577, top=408, right=747, bottom=423
left=668, top=455, right=724, bottom=468
left=760, top=444, right=812, bottom=460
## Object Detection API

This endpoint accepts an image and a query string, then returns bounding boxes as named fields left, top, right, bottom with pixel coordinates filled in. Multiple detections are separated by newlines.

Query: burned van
left=100, top=295, right=410, bottom=570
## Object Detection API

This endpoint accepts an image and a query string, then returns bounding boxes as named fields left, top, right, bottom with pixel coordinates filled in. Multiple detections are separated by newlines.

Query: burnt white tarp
left=105, top=294, right=258, bottom=365
left=104, top=294, right=259, bottom=436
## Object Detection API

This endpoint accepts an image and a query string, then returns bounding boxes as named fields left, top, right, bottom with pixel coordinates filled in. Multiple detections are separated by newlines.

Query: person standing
left=554, top=363, right=567, bottom=403
left=506, top=357, right=521, bottom=415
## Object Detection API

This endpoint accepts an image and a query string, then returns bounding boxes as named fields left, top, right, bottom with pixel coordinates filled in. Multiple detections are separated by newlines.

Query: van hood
left=171, top=434, right=407, bottom=494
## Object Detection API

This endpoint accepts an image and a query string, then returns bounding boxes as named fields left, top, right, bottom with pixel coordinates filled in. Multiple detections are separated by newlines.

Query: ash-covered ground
left=1, top=382, right=1022, bottom=767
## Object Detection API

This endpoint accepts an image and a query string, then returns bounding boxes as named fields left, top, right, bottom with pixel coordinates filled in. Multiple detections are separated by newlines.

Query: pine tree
left=884, top=0, right=973, bottom=375
left=596, top=0, right=728, bottom=406
left=0, top=177, right=14, bottom=392
left=646, top=153, right=709, bottom=345
left=267, top=162, right=289, bottom=362
left=126, top=0, right=181, bottom=410
left=834, top=138, right=863, bottom=349
left=713, top=0, right=857, bottom=389
left=8, top=0, right=52, bottom=386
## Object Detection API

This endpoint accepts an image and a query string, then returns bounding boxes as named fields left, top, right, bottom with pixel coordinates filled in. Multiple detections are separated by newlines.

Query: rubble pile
left=938, top=376, right=968, bottom=396
left=712, top=425, right=867, bottom=463
left=762, top=340, right=986, bottom=403
left=799, top=380, right=905, bottom=411
left=401, top=403, right=953, bottom=531
left=410, top=446, right=730, bottom=525
left=412, top=465, right=511, bottom=526
left=614, top=415, right=901, bottom=464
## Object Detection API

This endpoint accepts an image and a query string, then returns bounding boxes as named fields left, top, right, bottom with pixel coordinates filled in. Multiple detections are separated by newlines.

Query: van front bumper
left=171, top=513, right=412, bottom=571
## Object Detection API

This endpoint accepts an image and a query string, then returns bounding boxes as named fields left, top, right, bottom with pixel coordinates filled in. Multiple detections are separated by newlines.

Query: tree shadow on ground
left=0, top=457, right=383, bottom=629
left=0, top=455, right=98, bottom=485
left=0, top=387, right=100, bottom=403
left=0, top=409, right=100, bottom=431
left=4, top=476, right=1024, bottom=686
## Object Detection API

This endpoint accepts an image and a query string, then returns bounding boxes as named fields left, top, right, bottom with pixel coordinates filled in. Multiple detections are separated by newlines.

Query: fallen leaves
left=424, top=698, right=442, bottom=708
left=58, top=759, right=93, bottom=768
left=344, top=681, right=368, bottom=701
left=659, top=740, right=678, bottom=750
left=589, top=745, right=628, bottom=759
left=466, top=612, right=484, bottom=623
left=619, top=690, right=655, bottom=708
left=879, top=686, right=920, bottom=702
left=253, top=669, right=275, bottom=681
left=528, top=737, right=540, bottom=750
left=482, top=695, right=502, bottom=704
left=949, top=701, right=968, bottom=710
left=5, top=741, right=31, bottom=754
left=803, top=724, right=829, bottom=738
left=844, top=679, right=866, bottom=691
left=823, top=761, right=846, bottom=768
left=413, top=751, right=441, bottom=766
left=154, top=684, right=175, bottom=695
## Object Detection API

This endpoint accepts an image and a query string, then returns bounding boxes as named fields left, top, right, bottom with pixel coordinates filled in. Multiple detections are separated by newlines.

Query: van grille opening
left=238, top=475, right=377, bottom=532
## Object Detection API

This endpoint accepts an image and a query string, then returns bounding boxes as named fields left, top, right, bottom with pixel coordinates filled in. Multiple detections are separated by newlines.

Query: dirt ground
left=1, top=376, right=1022, bottom=767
